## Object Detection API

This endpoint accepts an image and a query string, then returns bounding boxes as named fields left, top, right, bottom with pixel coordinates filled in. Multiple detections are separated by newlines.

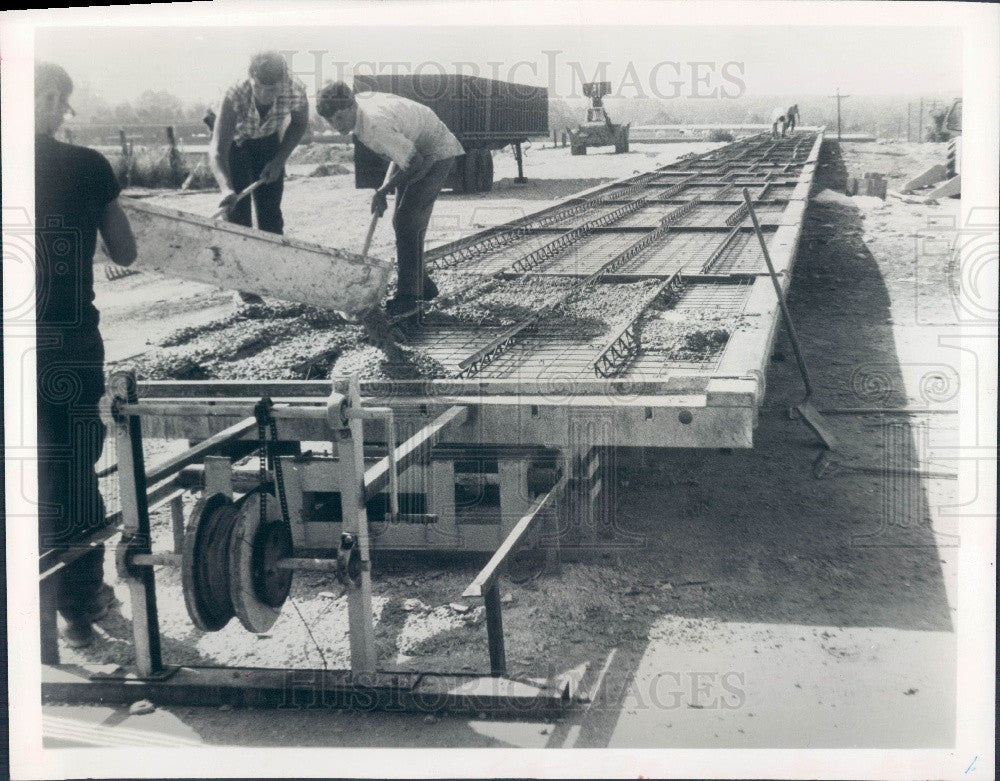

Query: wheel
left=615, top=139, right=629, bottom=154
left=182, top=493, right=238, bottom=632
left=571, top=144, right=586, bottom=156
left=475, top=149, right=494, bottom=192
left=461, top=151, right=478, bottom=193
left=229, top=491, right=293, bottom=633
left=449, top=153, right=469, bottom=193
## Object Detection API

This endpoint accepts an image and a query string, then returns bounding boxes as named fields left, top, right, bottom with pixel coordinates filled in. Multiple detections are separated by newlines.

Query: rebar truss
left=725, top=202, right=751, bottom=227
left=701, top=223, right=744, bottom=273
left=592, top=271, right=686, bottom=378
left=508, top=197, right=651, bottom=274
left=458, top=203, right=693, bottom=379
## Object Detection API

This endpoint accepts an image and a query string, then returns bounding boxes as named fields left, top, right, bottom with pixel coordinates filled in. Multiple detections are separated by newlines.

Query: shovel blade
left=794, top=402, right=837, bottom=450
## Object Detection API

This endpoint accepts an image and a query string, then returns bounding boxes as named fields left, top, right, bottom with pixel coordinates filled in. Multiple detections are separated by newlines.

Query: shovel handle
left=360, top=212, right=380, bottom=261
left=742, top=188, right=814, bottom=400
left=212, top=179, right=265, bottom=220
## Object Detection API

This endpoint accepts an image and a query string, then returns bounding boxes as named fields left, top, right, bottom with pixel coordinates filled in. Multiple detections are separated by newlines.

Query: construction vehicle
left=352, top=74, right=549, bottom=194
left=901, top=97, right=961, bottom=199
left=567, top=81, right=630, bottom=155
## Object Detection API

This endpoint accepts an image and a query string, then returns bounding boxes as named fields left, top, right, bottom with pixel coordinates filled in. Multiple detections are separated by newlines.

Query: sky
left=36, top=24, right=962, bottom=106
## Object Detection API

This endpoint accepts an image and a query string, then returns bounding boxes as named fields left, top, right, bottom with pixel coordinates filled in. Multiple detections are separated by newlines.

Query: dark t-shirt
left=35, top=133, right=120, bottom=335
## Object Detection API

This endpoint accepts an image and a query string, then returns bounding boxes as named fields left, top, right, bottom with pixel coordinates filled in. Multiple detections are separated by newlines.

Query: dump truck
left=351, top=73, right=549, bottom=194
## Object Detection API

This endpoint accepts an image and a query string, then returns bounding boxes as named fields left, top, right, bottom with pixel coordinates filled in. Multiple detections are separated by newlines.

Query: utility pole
left=918, top=97, right=924, bottom=143
left=828, top=87, right=850, bottom=141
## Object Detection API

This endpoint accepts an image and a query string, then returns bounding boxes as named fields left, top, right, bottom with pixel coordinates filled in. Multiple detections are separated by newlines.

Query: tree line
left=67, top=84, right=959, bottom=142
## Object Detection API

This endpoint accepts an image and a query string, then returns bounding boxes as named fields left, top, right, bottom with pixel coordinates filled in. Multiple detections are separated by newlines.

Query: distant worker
left=785, top=104, right=800, bottom=134
left=203, top=107, right=216, bottom=132
left=315, top=81, right=465, bottom=318
left=209, top=51, right=309, bottom=304
left=770, top=107, right=787, bottom=138
left=35, top=62, right=137, bottom=648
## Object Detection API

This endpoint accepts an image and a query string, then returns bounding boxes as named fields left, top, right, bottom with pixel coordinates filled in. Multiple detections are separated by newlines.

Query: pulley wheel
left=182, top=492, right=239, bottom=631
left=229, top=491, right=293, bottom=633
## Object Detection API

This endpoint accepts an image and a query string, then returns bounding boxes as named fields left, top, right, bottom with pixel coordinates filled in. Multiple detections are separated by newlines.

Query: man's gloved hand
left=371, top=189, right=388, bottom=218
left=259, top=159, right=284, bottom=184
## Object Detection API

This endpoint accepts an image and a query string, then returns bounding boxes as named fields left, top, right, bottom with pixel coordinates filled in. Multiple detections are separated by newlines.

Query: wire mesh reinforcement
left=414, top=132, right=818, bottom=380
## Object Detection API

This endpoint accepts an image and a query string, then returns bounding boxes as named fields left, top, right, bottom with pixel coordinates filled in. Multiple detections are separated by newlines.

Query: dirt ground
left=46, top=138, right=961, bottom=751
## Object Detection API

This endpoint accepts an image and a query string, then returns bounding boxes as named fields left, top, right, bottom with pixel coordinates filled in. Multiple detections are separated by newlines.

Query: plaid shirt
left=225, top=77, right=308, bottom=144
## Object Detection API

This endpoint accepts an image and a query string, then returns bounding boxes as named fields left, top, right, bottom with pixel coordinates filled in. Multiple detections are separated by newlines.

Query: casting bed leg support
left=111, top=371, right=164, bottom=677
left=170, top=492, right=185, bottom=554
left=483, top=580, right=507, bottom=677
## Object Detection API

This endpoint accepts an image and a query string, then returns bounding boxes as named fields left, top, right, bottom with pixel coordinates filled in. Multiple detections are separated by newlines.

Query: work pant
left=228, top=133, right=284, bottom=234
left=36, top=328, right=109, bottom=622
left=392, top=157, right=455, bottom=299
left=786, top=115, right=796, bottom=133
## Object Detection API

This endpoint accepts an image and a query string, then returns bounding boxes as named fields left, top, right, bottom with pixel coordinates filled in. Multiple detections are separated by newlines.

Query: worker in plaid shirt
left=210, top=51, right=310, bottom=304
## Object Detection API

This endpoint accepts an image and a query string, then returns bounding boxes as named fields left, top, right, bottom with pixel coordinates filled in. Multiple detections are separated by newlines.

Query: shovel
left=211, top=179, right=266, bottom=220
left=742, top=188, right=836, bottom=452
left=355, top=211, right=412, bottom=343
left=359, top=211, right=380, bottom=262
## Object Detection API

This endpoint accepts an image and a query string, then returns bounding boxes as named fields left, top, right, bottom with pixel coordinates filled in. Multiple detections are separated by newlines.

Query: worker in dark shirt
left=35, top=62, right=138, bottom=648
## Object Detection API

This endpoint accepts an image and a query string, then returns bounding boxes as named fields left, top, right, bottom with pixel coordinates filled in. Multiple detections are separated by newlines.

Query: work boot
left=61, top=618, right=95, bottom=649
left=82, top=583, right=117, bottom=623
left=421, top=275, right=439, bottom=302
left=235, top=291, right=265, bottom=305
left=385, top=295, right=419, bottom=319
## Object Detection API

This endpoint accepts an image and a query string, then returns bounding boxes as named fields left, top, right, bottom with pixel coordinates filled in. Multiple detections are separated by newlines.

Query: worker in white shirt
left=316, top=81, right=465, bottom=317
left=785, top=104, right=800, bottom=134
left=770, top=107, right=787, bottom=138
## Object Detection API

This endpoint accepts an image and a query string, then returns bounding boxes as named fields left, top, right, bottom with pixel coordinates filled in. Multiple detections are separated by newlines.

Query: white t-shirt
left=770, top=107, right=786, bottom=125
left=352, top=91, right=465, bottom=169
